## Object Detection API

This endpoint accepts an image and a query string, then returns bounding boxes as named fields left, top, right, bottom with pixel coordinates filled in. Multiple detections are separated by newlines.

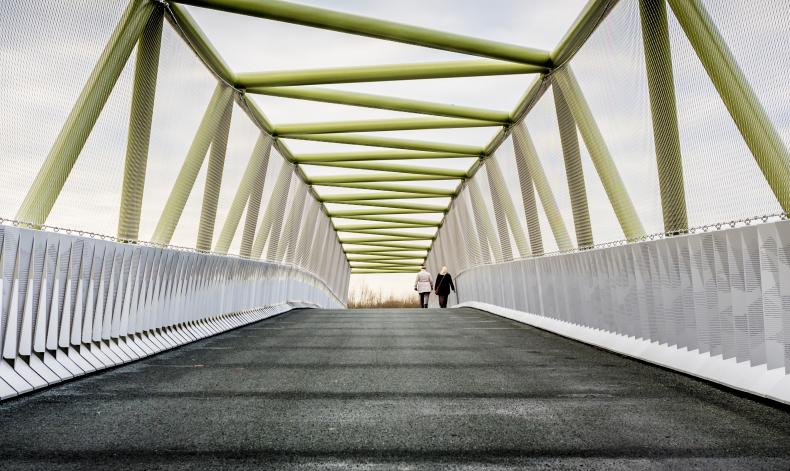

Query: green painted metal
left=214, top=133, right=273, bottom=255
left=466, top=179, right=502, bottom=263
left=237, top=60, right=546, bottom=87
left=668, top=0, right=790, bottom=213
left=320, top=192, right=441, bottom=202
left=512, top=126, right=543, bottom=256
left=319, top=181, right=456, bottom=196
left=345, top=248, right=428, bottom=255
left=552, top=0, right=617, bottom=66
left=249, top=86, right=510, bottom=122
left=250, top=163, right=293, bottom=259
left=283, top=133, right=484, bottom=155
left=169, top=4, right=235, bottom=84
left=179, top=0, right=552, bottom=66
left=339, top=236, right=431, bottom=244
left=307, top=174, right=453, bottom=184
left=640, top=0, right=688, bottom=234
left=337, top=215, right=442, bottom=226
left=307, top=161, right=469, bottom=178
left=352, top=269, right=420, bottom=274
left=151, top=84, right=234, bottom=245
left=553, top=66, right=646, bottom=240
left=196, top=95, right=233, bottom=251
left=486, top=157, right=531, bottom=258
left=512, top=123, right=573, bottom=252
left=553, top=84, right=592, bottom=249
left=328, top=208, right=442, bottom=217
left=295, top=150, right=475, bottom=163
left=275, top=117, right=498, bottom=135
left=350, top=241, right=432, bottom=250
left=118, top=8, right=163, bottom=241
left=16, top=0, right=157, bottom=226
left=330, top=200, right=449, bottom=212
left=341, top=228, right=436, bottom=239
left=279, top=182, right=309, bottom=262
left=335, top=223, right=438, bottom=231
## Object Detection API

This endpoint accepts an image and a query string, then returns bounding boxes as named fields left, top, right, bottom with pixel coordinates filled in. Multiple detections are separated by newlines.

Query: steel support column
left=486, top=157, right=531, bottom=257
left=250, top=163, right=293, bottom=259
left=640, top=0, right=688, bottom=234
left=553, top=66, right=646, bottom=240
left=467, top=180, right=502, bottom=263
left=668, top=0, right=790, bottom=212
left=16, top=0, right=158, bottom=225
left=512, top=123, right=573, bottom=252
left=117, top=8, right=163, bottom=241
left=151, top=83, right=234, bottom=245
left=553, top=84, right=593, bottom=248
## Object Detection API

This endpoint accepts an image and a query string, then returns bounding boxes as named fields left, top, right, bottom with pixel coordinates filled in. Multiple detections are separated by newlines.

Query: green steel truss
left=20, top=0, right=790, bottom=274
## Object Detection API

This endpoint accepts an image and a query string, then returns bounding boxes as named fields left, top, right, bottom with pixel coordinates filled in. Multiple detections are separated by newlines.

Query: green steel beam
left=196, top=93, right=233, bottom=251
left=151, top=84, right=234, bottom=245
left=350, top=261, right=424, bottom=267
left=553, top=66, right=646, bottom=240
left=340, top=228, right=437, bottom=239
left=320, top=192, right=441, bottom=202
left=178, top=0, right=552, bottom=66
left=350, top=257, right=425, bottom=264
left=169, top=4, right=235, bottom=84
left=512, top=125, right=543, bottom=256
left=640, top=0, right=688, bottom=234
left=668, top=0, right=790, bottom=213
left=306, top=161, right=469, bottom=178
left=486, top=157, right=531, bottom=257
left=250, top=163, right=293, bottom=259
left=307, top=173, right=453, bottom=184
left=339, top=236, right=431, bottom=244
left=345, top=248, right=428, bottom=254
left=118, top=8, right=163, bottom=241
left=16, top=0, right=158, bottom=225
left=330, top=200, right=449, bottom=212
left=348, top=241, right=431, bottom=250
left=275, top=117, right=497, bottom=135
left=328, top=208, right=442, bottom=217
left=352, top=269, right=420, bottom=274
left=552, top=0, right=617, bottom=67
left=249, top=86, right=510, bottom=122
left=237, top=60, right=546, bottom=87
left=512, top=123, right=573, bottom=251
left=294, top=150, right=475, bottom=163
left=335, top=223, right=438, bottom=231
left=318, top=181, right=457, bottom=196
left=283, top=134, right=485, bottom=155
left=335, top=215, right=442, bottom=226
left=553, top=83, right=592, bottom=249
left=347, top=252, right=427, bottom=259
left=214, top=133, right=273, bottom=255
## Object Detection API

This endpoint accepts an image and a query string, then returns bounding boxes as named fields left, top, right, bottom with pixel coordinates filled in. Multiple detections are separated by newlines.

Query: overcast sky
left=1, top=0, right=788, bottom=301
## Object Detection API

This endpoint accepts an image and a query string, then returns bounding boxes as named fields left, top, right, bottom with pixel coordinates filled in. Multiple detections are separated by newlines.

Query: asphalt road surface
left=1, top=307, right=789, bottom=470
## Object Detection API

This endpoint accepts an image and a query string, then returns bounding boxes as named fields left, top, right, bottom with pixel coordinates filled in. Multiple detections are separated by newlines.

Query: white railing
left=455, top=220, right=790, bottom=405
left=0, top=226, right=343, bottom=400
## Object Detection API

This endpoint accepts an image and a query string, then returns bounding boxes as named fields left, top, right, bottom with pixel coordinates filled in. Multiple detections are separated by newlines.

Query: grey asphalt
left=1, top=307, right=790, bottom=470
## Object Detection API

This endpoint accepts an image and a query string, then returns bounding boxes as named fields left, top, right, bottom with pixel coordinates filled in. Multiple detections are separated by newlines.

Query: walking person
left=434, top=266, right=456, bottom=308
left=414, top=266, right=433, bottom=308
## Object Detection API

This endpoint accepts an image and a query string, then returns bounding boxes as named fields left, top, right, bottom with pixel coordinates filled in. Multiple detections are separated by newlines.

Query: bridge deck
left=1, top=307, right=789, bottom=469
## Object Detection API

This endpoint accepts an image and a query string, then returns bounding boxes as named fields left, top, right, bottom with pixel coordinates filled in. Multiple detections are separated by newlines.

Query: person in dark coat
left=434, top=266, right=455, bottom=308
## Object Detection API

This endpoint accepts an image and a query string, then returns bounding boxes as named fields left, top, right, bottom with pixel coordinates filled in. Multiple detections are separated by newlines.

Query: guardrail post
left=640, top=0, right=688, bottom=234
left=16, top=0, right=158, bottom=226
left=667, top=0, right=790, bottom=213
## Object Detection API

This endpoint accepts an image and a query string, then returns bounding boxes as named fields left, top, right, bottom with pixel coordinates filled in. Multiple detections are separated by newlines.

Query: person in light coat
left=414, top=266, right=433, bottom=308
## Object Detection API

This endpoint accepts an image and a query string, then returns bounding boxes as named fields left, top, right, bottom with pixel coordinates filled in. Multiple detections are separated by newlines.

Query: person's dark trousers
left=438, top=295, right=448, bottom=308
left=419, top=292, right=429, bottom=308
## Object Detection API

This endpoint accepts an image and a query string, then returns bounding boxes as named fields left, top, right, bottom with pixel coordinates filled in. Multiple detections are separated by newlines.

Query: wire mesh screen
left=0, top=0, right=349, bottom=300
left=433, top=0, right=790, bottom=275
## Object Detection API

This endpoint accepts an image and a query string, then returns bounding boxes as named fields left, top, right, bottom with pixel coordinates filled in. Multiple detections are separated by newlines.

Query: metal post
left=553, top=66, right=646, bottom=240
left=151, top=83, right=234, bottom=245
left=16, top=0, right=158, bottom=225
left=668, top=0, right=790, bottom=213
left=640, top=0, right=688, bottom=234
left=214, top=133, right=273, bottom=255
left=512, top=123, right=573, bottom=251
left=118, top=8, right=163, bottom=241
left=486, top=157, right=531, bottom=258
left=467, top=179, right=502, bottom=263
left=280, top=181, right=308, bottom=262
left=552, top=84, right=593, bottom=248
left=196, top=95, right=233, bottom=251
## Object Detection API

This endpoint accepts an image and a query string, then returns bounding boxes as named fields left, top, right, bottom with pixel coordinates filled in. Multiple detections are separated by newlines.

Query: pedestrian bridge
left=2, top=0, right=790, bottom=467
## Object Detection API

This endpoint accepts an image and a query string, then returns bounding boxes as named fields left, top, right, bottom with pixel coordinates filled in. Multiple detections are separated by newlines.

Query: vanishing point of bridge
left=1, top=0, right=790, bottom=468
